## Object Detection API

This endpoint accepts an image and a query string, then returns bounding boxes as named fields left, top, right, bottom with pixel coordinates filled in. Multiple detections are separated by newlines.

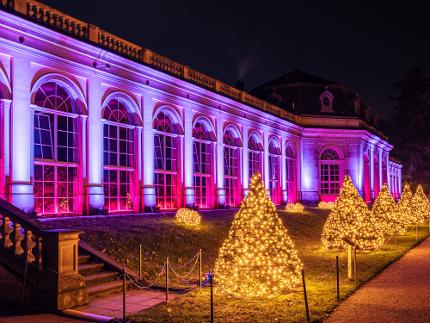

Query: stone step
left=84, top=271, right=119, bottom=285
left=79, top=263, right=104, bottom=275
left=87, top=279, right=125, bottom=297
left=78, top=254, right=91, bottom=264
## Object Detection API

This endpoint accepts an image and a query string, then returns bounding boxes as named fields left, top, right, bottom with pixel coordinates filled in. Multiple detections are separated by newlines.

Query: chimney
left=236, top=79, right=245, bottom=91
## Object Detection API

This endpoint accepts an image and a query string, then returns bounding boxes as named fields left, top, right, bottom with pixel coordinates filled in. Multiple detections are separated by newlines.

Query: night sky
left=41, top=0, right=430, bottom=120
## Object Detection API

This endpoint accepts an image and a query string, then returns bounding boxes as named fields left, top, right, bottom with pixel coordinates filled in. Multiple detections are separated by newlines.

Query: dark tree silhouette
left=389, top=67, right=430, bottom=192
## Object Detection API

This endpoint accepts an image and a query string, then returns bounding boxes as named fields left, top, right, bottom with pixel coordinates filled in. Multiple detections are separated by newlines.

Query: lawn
left=41, top=208, right=430, bottom=322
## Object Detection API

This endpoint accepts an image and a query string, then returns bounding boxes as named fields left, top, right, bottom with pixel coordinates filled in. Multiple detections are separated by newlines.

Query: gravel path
left=326, top=237, right=430, bottom=322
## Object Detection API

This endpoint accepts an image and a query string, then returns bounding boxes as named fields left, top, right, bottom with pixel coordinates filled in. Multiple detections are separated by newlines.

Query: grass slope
left=41, top=209, right=429, bottom=322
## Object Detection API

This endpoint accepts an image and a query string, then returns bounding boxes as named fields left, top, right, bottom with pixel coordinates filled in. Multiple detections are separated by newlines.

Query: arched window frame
left=192, top=116, right=216, bottom=208
left=153, top=107, right=183, bottom=209
left=31, top=78, right=86, bottom=216
left=268, top=137, right=281, bottom=204
left=101, top=94, right=140, bottom=213
left=223, top=124, right=242, bottom=207
left=319, top=147, right=343, bottom=199
left=248, top=131, right=263, bottom=178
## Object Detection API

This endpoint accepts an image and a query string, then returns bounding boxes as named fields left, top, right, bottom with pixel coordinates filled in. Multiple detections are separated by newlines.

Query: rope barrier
left=168, top=256, right=199, bottom=280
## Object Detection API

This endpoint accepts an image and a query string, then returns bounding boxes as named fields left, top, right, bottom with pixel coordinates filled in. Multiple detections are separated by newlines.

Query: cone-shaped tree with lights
left=322, top=176, right=384, bottom=251
left=214, top=173, right=302, bottom=297
left=372, top=184, right=402, bottom=236
left=411, top=185, right=430, bottom=225
left=396, top=184, right=413, bottom=228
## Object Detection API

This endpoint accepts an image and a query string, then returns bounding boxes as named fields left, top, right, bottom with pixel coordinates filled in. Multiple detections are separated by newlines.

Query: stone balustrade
left=0, top=199, right=42, bottom=270
left=26, top=1, right=88, bottom=39
left=0, top=198, right=88, bottom=310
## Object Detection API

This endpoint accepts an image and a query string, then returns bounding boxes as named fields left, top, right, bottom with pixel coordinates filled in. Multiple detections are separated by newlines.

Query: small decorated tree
left=214, top=173, right=302, bottom=297
left=175, top=208, right=201, bottom=227
left=396, top=184, right=413, bottom=228
left=411, top=185, right=430, bottom=225
left=322, top=176, right=383, bottom=251
left=372, top=184, right=402, bottom=236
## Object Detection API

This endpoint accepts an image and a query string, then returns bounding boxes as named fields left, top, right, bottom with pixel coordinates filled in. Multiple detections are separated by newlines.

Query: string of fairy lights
left=214, top=173, right=303, bottom=297
left=322, top=176, right=430, bottom=251
left=173, top=173, right=430, bottom=297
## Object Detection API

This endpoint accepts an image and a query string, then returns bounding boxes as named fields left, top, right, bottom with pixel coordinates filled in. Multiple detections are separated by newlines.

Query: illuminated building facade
left=0, top=1, right=402, bottom=216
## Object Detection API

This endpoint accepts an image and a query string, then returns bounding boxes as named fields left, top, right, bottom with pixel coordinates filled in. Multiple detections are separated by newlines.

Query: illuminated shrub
left=318, top=201, right=335, bottom=210
left=215, top=173, right=302, bottom=297
left=322, top=176, right=384, bottom=251
left=285, top=203, right=305, bottom=213
left=396, top=184, right=413, bottom=227
left=175, top=208, right=201, bottom=226
left=411, top=185, right=430, bottom=225
left=372, top=184, right=402, bottom=236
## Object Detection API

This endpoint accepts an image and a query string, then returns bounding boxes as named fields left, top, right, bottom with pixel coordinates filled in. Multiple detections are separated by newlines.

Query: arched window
left=193, top=118, right=216, bottom=208
left=33, top=82, right=79, bottom=215
left=248, top=132, right=263, bottom=178
left=224, top=126, right=242, bottom=207
left=319, top=148, right=342, bottom=197
left=102, top=98, right=136, bottom=212
left=285, top=144, right=296, bottom=202
left=154, top=109, right=183, bottom=209
left=268, top=138, right=281, bottom=204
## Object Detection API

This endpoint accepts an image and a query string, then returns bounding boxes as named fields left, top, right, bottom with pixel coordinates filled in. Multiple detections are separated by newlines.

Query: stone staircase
left=78, top=242, right=136, bottom=300
left=78, top=252, right=125, bottom=298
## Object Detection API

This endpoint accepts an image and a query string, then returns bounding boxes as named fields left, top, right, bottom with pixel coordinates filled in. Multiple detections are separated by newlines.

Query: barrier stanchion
left=199, top=249, right=202, bottom=289
left=336, top=256, right=340, bottom=302
left=354, top=247, right=357, bottom=285
left=301, top=269, right=310, bottom=322
left=165, top=257, right=169, bottom=302
left=122, top=268, right=126, bottom=320
left=209, top=271, right=214, bottom=323
left=139, top=244, right=142, bottom=280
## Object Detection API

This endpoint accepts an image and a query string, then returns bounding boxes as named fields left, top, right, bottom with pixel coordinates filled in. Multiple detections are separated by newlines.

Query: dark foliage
left=389, top=67, right=430, bottom=192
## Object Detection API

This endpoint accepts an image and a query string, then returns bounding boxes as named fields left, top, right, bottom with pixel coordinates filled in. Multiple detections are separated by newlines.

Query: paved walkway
left=327, top=237, right=430, bottom=322
left=74, top=289, right=177, bottom=320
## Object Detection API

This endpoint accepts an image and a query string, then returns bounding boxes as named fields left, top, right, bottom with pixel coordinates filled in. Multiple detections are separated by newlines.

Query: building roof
left=251, top=70, right=378, bottom=124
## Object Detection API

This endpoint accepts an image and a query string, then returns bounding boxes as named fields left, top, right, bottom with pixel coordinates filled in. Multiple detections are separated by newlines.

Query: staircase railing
left=0, top=198, right=88, bottom=310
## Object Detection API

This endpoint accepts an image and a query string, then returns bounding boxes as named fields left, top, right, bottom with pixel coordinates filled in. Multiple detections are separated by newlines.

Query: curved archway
left=192, top=116, right=216, bottom=208
left=153, top=106, right=183, bottom=209
left=102, top=91, right=142, bottom=126
left=102, top=96, right=139, bottom=212
left=319, top=146, right=343, bottom=201
left=32, top=79, right=84, bottom=215
left=31, top=73, right=87, bottom=115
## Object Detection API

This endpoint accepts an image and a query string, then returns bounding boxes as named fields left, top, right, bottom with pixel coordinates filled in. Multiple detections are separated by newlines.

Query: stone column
left=78, top=115, right=87, bottom=214
left=86, top=77, right=104, bottom=213
left=370, top=146, right=375, bottom=199
left=0, top=99, right=11, bottom=200
left=263, top=129, right=269, bottom=189
left=142, top=93, right=156, bottom=210
left=183, top=106, right=194, bottom=207
left=242, top=125, right=249, bottom=196
left=385, top=152, right=390, bottom=190
left=378, top=148, right=383, bottom=188
left=136, top=126, right=143, bottom=212
left=397, top=166, right=402, bottom=195
left=216, top=114, right=225, bottom=207
left=10, top=55, right=33, bottom=212
left=281, top=136, right=288, bottom=203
